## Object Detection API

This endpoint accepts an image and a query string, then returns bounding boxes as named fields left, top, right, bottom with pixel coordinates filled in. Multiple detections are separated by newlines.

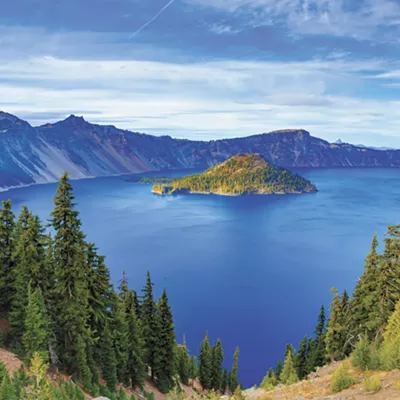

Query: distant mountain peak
left=334, top=139, right=343, bottom=144
left=0, top=112, right=31, bottom=129
left=0, top=111, right=22, bottom=122
left=59, top=114, right=88, bottom=126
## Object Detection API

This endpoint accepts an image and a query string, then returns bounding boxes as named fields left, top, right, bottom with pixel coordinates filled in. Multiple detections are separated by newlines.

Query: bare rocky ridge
left=1, top=111, right=400, bottom=190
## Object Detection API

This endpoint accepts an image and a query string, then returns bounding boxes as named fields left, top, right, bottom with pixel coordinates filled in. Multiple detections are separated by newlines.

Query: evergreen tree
left=141, top=271, right=157, bottom=378
left=325, top=289, right=350, bottom=361
left=119, top=387, right=129, bottom=400
left=307, top=305, right=327, bottom=371
left=260, top=367, right=277, bottom=390
left=101, top=323, right=118, bottom=392
left=315, top=305, right=326, bottom=337
left=176, top=339, right=191, bottom=386
left=10, top=212, right=49, bottom=346
left=86, top=243, right=112, bottom=343
left=189, top=356, right=198, bottom=381
left=125, top=300, right=146, bottom=389
left=210, top=339, right=224, bottom=391
left=111, top=294, right=129, bottom=383
left=0, top=200, right=15, bottom=311
left=221, top=368, right=229, bottom=393
left=380, top=300, right=400, bottom=370
left=274, top=360, right=283, bottom=381
left=0, top=375, right=17, bottom=400
left=154, top=289, right=175, bottom=393
left=133, top=290, right=141, bottom=320
left=0, top=363, right=6, bottom=385
left=350, top=234, right=381, bottom=340
left=296, top=337, right=309, bottom=380
left=376, top=225, right=400, bottom=337
left=229, top=347, right=240, bottom=393
left=50, top=172, right=93, bottom=384
left=284, top=344, right=296, bottom=362
left=280, top=349, right=298, bottom=386
left=25, top=353, right=53, bottom=400
left=340, top=290, right=352, bottom=357
left=119, top=271, right=130, bottom=303
left=198, top=333, right=212, bottom=390
left=22, top=285, right=51, bottom=363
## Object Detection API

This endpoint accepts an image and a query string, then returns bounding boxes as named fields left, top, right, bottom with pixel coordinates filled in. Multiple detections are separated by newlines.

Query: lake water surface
left=1, top=168, right=399, bottom=387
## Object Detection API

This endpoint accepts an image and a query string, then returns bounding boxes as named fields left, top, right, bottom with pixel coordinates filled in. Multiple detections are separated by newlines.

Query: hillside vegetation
left=152, top=154, right=317, bottom=195
left=0, top=174, right=240, bottom=399
left=242, top=223, right=400, bottom=399
left=1, top=171, right=400, bottom=399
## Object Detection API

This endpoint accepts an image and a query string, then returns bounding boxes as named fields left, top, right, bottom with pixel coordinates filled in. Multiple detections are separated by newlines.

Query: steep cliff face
left=0, top=111, right=399, bottom=190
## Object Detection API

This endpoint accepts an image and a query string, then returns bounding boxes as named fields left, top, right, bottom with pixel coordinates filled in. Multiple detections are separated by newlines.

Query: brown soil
left=0, top=348, right=23, bottom=375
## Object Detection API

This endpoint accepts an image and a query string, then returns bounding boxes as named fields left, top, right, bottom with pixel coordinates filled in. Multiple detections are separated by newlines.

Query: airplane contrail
left=130, top=0, right=175, bottom=39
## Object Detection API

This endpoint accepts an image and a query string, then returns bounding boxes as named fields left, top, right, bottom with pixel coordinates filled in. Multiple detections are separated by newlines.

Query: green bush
left=144, top=391, right=155, bottom=400
left=380, top=337, right=400, bottom=371
left=363, top=374, right=381, bottom=393
left=330, top=364, right=356, bottom=393
left=352, top=338, right=380, bottom=371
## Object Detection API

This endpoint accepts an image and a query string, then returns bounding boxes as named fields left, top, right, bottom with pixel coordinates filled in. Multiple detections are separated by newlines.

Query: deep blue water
left=1, top=168, right=400, bottom=387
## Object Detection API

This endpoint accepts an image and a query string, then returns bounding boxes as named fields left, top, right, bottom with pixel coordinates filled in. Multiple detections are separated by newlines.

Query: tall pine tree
left=0, top=200, right=15, bottom=311
left=376, top=225, right=400, bottom=338
left=229, top=347, right=240, bottom=393
left=11, top=212, right=49, bottom=346
left=101, top=323, right=118, bottom=392
left=295, top=337, right=309, bottom=380
left=141, top=271, right=157, bottom=378
left=154, top=289, right=175, bottom=393
left=124, top=292, right=146, bottom=389
left=350, top=234, right=381, bottom=340
left=211, top=339, right=224, bottom=391
left=280, top=349, right=298, bottom=385
left=111, top=294, right=129, bottom=383
left=198, top=333, right=212, bottom=390
left=22, top=286, right=51, bottom=363
left=50, top=172, right=93, bottom=385
left=325, top=289, right=350, bottom=361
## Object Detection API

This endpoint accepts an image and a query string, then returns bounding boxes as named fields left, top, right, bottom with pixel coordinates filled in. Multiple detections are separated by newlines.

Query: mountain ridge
left=1, top=111, right=400, bottom=191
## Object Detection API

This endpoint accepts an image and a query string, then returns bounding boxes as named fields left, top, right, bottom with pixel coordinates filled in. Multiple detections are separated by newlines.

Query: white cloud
left=208, top=23, right=240, bottom=35
left=188, top=0, right=400, bottom=40
left=1, top=55, right=400, bottom=146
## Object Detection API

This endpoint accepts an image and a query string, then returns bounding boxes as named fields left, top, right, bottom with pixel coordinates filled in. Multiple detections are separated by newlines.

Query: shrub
left=380, top=300, right=400, bottom=371
left=363, top=374, right=381, bottom=393
left=380, top=338, right=400, bottom=371
left=330, top=364, right=356, bottom=393
left=352, top=338, right=380, bottom=371
left=144, top=391, right=155, bottom=400
left=232, top=387, right=245, bottom=400
left=260, top=368, right=277, bottom=390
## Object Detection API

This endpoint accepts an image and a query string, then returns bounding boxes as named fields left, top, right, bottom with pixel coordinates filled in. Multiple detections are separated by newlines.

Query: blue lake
left=1, top=168, right=400, bottom=387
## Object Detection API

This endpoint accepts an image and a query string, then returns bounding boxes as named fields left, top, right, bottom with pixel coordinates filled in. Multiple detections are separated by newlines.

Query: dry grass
left=243, top=362, right=400, bottom=400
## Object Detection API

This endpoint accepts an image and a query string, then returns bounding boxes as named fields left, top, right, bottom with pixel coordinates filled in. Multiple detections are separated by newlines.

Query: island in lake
left=151, top=154, right=317, bottom=196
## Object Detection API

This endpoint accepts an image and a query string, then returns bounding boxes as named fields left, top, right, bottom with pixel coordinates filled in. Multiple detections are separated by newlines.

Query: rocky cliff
left=1, top=111, right=399, bottom=190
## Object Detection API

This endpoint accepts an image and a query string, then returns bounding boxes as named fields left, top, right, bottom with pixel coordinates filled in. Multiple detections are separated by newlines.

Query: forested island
left=152, top=154, right=317, bottom=196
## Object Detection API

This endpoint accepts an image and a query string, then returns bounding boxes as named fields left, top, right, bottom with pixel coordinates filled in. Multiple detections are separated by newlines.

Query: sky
left=1, top=0, right=400, bottom=145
